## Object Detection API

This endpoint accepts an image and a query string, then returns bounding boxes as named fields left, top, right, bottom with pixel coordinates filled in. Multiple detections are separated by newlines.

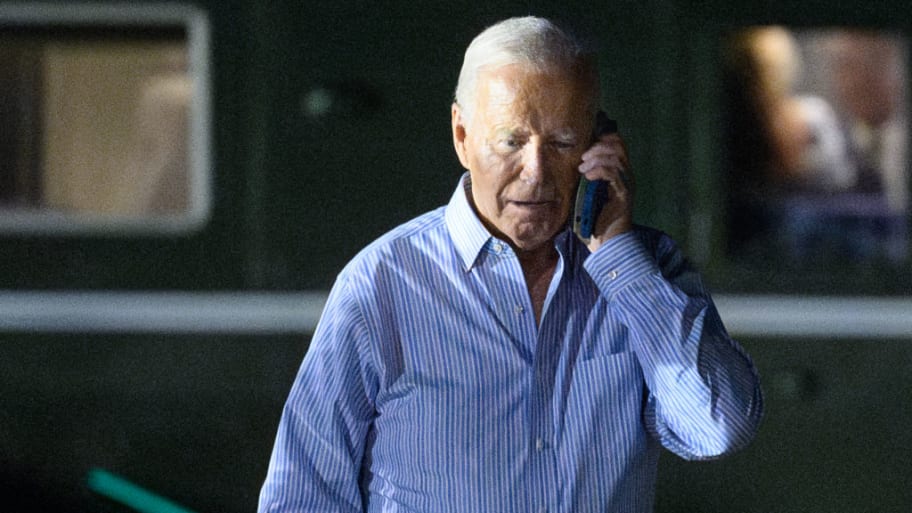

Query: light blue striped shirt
left=259, top=175, right=763, bottom=513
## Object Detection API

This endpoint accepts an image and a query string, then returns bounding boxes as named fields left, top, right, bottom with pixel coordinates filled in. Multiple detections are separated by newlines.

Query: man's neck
left=515, top=243, right=559, bottom=325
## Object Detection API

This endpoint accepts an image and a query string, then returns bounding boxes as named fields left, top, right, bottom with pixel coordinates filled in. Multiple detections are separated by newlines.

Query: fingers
left=578, top=133, right=632, bottom=188
left=577, top=133, right=635, bottom=249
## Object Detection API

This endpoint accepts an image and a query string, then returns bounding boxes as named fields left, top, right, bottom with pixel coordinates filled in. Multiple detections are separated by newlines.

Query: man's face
left=452, top=64, right=593, bottom=252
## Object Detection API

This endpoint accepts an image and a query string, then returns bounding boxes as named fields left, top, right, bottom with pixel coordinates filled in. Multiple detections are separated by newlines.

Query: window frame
left=0, top=3, right=212, bottom=235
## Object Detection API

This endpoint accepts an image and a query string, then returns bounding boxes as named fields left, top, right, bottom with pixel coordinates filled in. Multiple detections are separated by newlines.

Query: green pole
left=86, top=468, right=198, bottom=513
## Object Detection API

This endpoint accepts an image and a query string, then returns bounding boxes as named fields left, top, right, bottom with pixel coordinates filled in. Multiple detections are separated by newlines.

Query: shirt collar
left=445, top=173, right=580, bottom=272
left=445, top=173, right=492, bottom=272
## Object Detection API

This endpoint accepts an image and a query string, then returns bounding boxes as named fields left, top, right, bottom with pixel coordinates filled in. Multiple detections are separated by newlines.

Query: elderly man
left=259, top=16, right=763, bottom=513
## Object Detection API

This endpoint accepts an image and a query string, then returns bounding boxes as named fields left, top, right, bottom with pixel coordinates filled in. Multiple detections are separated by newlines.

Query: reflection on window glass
left=724, top=27, right=908, bottom=266
left=0, top=5, right=209, bottom=234
left=43, top=41, right=190, bottom=215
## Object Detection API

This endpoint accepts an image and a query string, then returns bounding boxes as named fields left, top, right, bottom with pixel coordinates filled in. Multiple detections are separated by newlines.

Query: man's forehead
left=478, top=63, right=565, bottom=87
left=474, top=67, right=590, bottom=123
left=479, top=64, right=594, bottom=101
left=481, top=74, right=520, bottom=101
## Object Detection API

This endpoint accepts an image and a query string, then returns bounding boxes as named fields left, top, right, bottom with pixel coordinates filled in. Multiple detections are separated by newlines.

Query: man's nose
left=519, top=143, right=546, bottom=185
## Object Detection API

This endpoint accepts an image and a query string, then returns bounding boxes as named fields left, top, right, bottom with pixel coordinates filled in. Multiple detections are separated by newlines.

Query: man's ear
left=451, top=103, right=471, bottom=170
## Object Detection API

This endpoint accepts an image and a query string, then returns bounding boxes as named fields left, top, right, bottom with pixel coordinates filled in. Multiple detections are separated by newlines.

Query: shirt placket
left=481, top=240, right=538, bottom=357
left=477, top=239, right=563, bottom=513
left=528, top=252, right=565, bottom=513
left=528, top=330, right=560, bottom=513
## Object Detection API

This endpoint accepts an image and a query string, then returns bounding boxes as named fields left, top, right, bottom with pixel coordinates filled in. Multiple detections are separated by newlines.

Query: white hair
left=454, top=16, right=600, bottom=122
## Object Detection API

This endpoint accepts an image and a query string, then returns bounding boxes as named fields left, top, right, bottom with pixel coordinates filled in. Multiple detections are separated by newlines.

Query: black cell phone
left=573, top=111, right=618, bottom=240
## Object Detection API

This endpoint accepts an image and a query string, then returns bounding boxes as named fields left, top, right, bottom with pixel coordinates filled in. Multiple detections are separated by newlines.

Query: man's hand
left=578, top=132, right=634, bottom=252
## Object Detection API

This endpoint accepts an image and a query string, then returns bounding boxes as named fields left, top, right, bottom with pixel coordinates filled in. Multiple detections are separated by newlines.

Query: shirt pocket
left=563, top=351, right=650, bottom=486
left=578, top=308, right=631, bottom=360
left=567, top=351, right=644, bottom=432
left=575, top=351, right=641, bottom=392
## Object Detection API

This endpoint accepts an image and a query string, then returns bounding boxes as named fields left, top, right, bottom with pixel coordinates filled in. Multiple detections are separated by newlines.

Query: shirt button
left=535, top=438, right=544, bottom=451
left=492, top=242, right=504, bottom=253
left=607, top=269, right=619, bottom=280
left=514, top=305, right=524, bottom=314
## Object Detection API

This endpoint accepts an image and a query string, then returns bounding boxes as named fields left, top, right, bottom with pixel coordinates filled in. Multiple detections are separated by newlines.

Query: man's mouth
left=509, top=199, right=553, bottom=206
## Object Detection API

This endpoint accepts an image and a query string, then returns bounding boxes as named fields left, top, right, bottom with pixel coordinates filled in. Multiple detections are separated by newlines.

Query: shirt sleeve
left=583, top=227, right=764, bottom=460
left=258, top=272, right=378, bottom=512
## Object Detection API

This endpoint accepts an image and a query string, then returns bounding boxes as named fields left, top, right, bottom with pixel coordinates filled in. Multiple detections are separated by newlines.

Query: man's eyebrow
left=494, top=127, right=527, bottom=138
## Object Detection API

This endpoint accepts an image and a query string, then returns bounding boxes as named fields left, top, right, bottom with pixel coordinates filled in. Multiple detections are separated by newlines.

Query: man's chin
left=506, top=225, right=561, bottom=252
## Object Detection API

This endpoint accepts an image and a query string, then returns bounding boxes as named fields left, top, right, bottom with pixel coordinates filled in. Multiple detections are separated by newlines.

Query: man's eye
left=551, top=141, right=577, bottom=150
left=498, top=138, right=521, bottom=150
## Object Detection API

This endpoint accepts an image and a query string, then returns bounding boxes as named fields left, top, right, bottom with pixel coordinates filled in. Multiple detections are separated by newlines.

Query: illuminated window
left=722, top=27, right=909, bottom=267
left=0, top=4, right=210, bottom=234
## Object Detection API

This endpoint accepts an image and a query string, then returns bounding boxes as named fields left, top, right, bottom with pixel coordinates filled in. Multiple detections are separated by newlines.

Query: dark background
left=1, top=0, right=911, bottom=511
